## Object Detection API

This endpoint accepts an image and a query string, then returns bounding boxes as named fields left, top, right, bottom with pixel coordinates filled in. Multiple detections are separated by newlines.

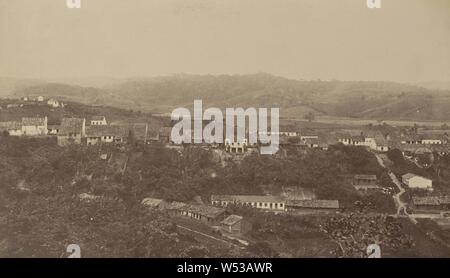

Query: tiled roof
left=412, top=196, right=450, bottom=206
left=59, top=118, right=85, bottom=135
left=354, top=175, right=377, bottom=180
left=211, top=195, right=285, bottom=204
left=22, top=117, right=46, bottom=126
left=221, top=215, right=243, bottom=226
left=402, top=173, right=417, bottom=180
left=141, top=197, right=164, bottom=207
left=166, top=201, right=225, bottom=219
left=412, top=197, right=440, bottom=206
left=91, top=116, right=106, bottom=121
left=0, top=121, right=22, bottom=130
left=285, top=199, right=339, bottom=209
left=183, top=204, right=226, bottom=219
left=86, top=125, right=128, bottom=137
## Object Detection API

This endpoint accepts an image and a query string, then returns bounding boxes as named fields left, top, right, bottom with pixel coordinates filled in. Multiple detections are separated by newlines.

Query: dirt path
left=373, top=152, right=417, bottom=224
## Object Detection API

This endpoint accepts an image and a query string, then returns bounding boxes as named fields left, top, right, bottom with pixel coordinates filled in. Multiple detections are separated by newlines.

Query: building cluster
left=140, top=188, right=340, bottom=238
left=0, top=117, right=48, bottom=136
left=141, top=198, right=252, bottom=236
left=0, top=114, right=149, bottom=147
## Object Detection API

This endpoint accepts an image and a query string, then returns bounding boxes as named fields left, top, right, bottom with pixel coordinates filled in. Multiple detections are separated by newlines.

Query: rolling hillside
left=4, top=73, right=450, bottom=121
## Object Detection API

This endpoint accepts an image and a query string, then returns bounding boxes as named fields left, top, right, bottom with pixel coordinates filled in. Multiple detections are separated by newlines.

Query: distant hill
left=6, top=73, right=450, bottom=121
left=0, top=77, right=44, bottom=98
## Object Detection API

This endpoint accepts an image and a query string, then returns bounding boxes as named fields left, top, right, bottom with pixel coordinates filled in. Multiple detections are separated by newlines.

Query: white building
left=21, top=117, right=48, bottom=136
left=90, top=116, right=107, bottom=126
left=37, top=96, right=44, bottom=102
left=421, top=139, right=442, bottom=145
left=402, top=173, right=433, bottom=191
left=211, top=195, right=286, bottom=211
left=225, top=138, right=247, bottom=153
left=339, top=135, right=389, bottom=152
left=47, top=99, right=60, bottom=108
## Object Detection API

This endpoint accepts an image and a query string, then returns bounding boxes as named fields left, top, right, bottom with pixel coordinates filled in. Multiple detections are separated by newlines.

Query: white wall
left=407, top=176, right=433, bottom=190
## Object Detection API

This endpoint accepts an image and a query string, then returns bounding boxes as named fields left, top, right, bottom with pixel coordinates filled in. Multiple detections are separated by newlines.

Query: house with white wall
left=21, top=117, right=48, bottom=136
left=90, top=116, right=107, bottom=126
left=211, top=195, right=286, bottom=211
left=402, top=173, right=433, bottom=191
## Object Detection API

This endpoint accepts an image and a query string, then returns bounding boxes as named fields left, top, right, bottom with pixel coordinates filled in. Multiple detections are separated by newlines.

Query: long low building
left=211, top=194, right=340, bottom=212
left=165, top=201, right=227, bottom=225
left=285, top=199, right=339, bottom=212
left=412, top=196, right=450, bottom=213
left=211, top=195, right=286, bottom=211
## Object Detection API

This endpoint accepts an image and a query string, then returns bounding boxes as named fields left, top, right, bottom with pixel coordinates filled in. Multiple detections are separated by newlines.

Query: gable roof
left=211, top=195, right=285, bottom=204
left=412, top=196, right=440, bottom=206
left=141, top=197, right=164, bottom=207
left=412, top=196, right=450, bottom=206
left=285, top=199, right=340, bottom=209
left=59, top=118, right=85, bottom=135
left=183, top=204, right=226, bottom=219
left=86, top=125, right=128, bottom=137
left=22, top=117, right=46, bottom=126
left=166, top=201, right=225, bottom=219
left=354, top=174, right=377, bottom=180
left=402, top=173, right=417, bottom=180
left=221, top=215, right=243, bottom=226
left=0, top=121, right=22, bottom=130
left=91, top=116, right=106, bottom=121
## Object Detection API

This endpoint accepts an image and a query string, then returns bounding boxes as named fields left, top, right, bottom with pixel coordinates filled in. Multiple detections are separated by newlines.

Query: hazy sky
left=0, top=0, right=449, bottom=82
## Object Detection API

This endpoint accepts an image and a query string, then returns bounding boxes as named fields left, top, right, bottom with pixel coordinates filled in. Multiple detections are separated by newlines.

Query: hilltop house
left=57, top=118, right=86, bottom=146
left=90, top=116, right=107, bottom=126
left=402, top=173, right=433, bottom=191
left=47, top=99, right=60, bottom=108
left=0, top=121, right=23, bottom=136
left=21, top=117, right=48, bottom=136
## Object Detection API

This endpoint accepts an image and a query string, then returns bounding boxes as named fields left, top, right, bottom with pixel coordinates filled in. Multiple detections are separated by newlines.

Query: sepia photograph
left=1, top=0, right=450, bottom=274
